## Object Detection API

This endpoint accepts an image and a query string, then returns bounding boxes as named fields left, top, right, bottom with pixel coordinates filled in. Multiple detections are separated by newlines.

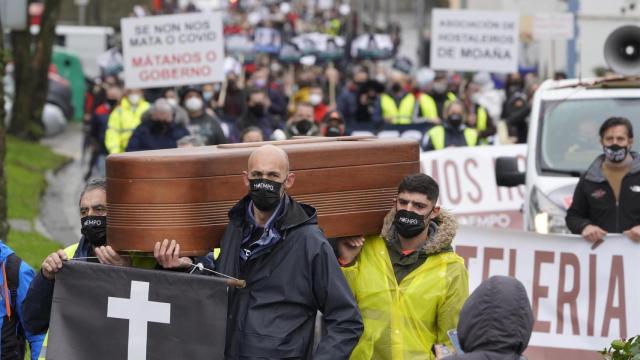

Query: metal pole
left=461, top=0, right=468, bottom=9
left=385, top=0, right=391, bottom=29
left=371, top=0, right=378, bottom=32
left=566, top=0, right=579, bottom=78
left=417, top=0, right=425, bottom=65
left=78, top=5, right=86, bottom=25
left=357, top=0, right=365, bottom=34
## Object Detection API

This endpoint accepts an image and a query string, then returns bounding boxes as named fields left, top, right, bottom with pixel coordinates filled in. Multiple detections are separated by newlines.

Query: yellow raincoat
left=342, top=210, right=469, bottom=360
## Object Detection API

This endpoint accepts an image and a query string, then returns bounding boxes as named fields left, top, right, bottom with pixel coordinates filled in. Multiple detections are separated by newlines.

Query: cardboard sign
left=533, top=13, right=575, bottom=40
left=121, top=12, right=225, bottom=89
left=430, top=9, right=519, bottom=73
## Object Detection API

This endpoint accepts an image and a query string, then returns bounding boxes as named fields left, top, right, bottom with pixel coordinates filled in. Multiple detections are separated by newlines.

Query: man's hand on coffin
left=95, top=246, right=132, bottom=267
left=336, top=236, right=365, bottom=266
left=41, top=250, right=69, bottom=280
left=154, top=239, right=193, bottom=269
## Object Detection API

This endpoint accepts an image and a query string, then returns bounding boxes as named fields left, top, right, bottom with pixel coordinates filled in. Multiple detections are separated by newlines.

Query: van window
left=538, top=98, right=640, bottom=175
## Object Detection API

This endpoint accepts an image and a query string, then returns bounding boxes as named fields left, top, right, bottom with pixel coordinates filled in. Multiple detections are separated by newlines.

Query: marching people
left=336, top=173, right=469, bottom=359
left=105, top=88, right=150, bottom=154
left=158, top=145, right=364, bottom=359
left=125, top=99, right=190, bottom=152
left=424, top=100, right=479, bottom=151
left=566, top=117, right=640, bottom=247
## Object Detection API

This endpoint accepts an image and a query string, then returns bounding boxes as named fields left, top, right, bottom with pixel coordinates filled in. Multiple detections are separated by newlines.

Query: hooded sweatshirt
left=447, top=276, right=534, bottom=360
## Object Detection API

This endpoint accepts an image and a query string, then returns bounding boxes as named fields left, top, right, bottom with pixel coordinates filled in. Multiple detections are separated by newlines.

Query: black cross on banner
left=46, top=261, right=228, bottom=360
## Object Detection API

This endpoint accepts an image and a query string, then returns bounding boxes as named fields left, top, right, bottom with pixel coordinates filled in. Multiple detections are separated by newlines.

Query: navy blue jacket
left=216, top=194, right=363, bottom=359
left=125, top=121, right=189, bottom=152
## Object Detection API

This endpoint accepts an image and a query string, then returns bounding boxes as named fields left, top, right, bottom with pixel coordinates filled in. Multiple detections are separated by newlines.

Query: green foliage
left=600, top=336, right=640, bottom=360
left=5, top=136, right=68, bottom=219
left=7, top=230, right=61, bottom=269
left=4, top=135, right=68, bottom=268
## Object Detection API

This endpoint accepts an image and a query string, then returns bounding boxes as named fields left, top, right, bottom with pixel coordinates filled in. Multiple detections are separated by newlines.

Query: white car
left=496, top=77, right=640, bottom=234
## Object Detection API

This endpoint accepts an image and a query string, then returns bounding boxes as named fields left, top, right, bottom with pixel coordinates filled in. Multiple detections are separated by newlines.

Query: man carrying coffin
left=336, top=173, right=469, bottom=359
left=191, top=145, right=363, bottom=359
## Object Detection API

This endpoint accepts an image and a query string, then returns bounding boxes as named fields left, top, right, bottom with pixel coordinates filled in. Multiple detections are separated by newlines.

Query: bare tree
left=9, top=0, right=63, bottom=140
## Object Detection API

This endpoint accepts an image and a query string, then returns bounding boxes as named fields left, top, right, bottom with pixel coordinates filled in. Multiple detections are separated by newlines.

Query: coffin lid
left=106, top=137, right=419, bottom=179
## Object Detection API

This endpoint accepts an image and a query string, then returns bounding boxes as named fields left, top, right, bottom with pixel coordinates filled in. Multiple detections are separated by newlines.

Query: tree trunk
left=9, top=0, right=63, bottom=140
left=0, top=16, right=10, bottom=240
left=29, top=0, right=63, bottom=137
left=9, top=29, right=34, bottom=139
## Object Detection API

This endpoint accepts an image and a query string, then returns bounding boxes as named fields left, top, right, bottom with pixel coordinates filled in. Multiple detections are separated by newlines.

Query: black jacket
left=566, top=153, right=640, bottom=234
left=448, top=276, right=533, bottom=360
left=216, top=194, right=363, bottom=360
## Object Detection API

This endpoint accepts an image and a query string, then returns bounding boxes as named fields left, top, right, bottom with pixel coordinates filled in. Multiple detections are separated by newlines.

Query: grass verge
left=5, top=135, right=69, bottom=269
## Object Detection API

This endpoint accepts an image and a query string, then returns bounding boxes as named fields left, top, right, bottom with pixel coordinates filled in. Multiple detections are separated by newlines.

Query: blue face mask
left=203, top=91, right=213, bottom=102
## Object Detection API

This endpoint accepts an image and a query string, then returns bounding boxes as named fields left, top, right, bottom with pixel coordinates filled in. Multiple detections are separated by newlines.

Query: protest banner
left=533, top=13, right=575, bottom=40
left=121, top=12, right=225, bottom=89
left=46, top=262, right=228, bottom=360
left=456, top=227, right=640, bottom=359
left=430, top=9, right=519, bottom=73
left=421, top=145, right=527, bottom=229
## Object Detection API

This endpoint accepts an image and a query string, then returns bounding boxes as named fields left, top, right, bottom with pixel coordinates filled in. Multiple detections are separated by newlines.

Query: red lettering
left=482, top=247, right=503, bottom=281
left=601, top=255, right=627, bottom=338
left=132, top=56, right=151, bottom=67
left=206, top=51, right=217, bottom=62
left=455, top=246, right=477, bottom=269
left=588, top=254, right=596, bottom=336
left=429, top=159, right=440, bottom=184
left=444, top=160, right=462, bottom=205
left=557, top=253, right=580, bottom=335
left=532, top=251, right=554, bottom=333
left=464, top=159, right=482, bottom=204
left=508, top=249, right=517, bottom=277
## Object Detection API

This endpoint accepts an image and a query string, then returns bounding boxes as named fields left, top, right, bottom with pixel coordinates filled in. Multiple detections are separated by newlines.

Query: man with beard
left=125, top=99, right=189, bottom=152
left=336, top=173, right=468, bottom=359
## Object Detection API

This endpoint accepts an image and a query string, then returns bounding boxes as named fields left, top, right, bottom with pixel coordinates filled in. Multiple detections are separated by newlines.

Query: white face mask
left=166, top=98, right=178, bottom=107
left=128, top=94, right=141, bottom=105
left=309, top=93, right=323, bottom=106
left=185, top=97, right=203, bottom=112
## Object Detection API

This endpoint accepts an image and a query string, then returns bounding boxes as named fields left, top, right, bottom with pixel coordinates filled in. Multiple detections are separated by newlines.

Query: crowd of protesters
left=81, top=0, right=562, bottom=180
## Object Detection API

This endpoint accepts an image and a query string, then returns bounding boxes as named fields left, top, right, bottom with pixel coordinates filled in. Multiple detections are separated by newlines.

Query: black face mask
left=150, top=120, right=169, bottom=134
left=106, top=99, right=118, bottom=108
left=391, top=83, right=402, bottom=93
left=250, top=104, right=265, bottom=117
left=393, top=209, right=429, bottom=239
left=249, top=178, right=283, bottom=212
left=295, top=119, right=314, bottom=135
left=603, top=144, right=629, bottom=163
left=81, top=215, right=107, bottom=247
left=326, top=126, right=342, bottom=137
left=447, top=114, right=463, bottom=128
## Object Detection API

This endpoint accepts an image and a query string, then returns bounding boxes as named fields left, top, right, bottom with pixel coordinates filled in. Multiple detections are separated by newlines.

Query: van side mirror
left=495, top=156, right=525, bottom=187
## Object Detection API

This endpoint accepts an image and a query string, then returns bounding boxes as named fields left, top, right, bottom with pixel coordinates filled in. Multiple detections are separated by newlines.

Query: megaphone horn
left=604, top=25, right=640, bottom=76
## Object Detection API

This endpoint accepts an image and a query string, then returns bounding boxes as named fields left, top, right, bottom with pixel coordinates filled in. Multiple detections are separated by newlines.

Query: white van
left=496, top=77, right=640, bottom=234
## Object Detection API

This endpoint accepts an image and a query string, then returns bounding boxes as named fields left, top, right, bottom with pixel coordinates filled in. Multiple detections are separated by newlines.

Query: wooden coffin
left=106, top=137, right=420, bottom=255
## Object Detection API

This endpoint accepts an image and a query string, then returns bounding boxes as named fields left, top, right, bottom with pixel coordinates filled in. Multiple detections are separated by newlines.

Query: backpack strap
left=4, top=254, right=21, bottom=316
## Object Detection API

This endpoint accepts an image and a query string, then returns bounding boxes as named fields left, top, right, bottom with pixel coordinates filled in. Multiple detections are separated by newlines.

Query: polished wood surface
left=106, top=137, right=420, bottom=255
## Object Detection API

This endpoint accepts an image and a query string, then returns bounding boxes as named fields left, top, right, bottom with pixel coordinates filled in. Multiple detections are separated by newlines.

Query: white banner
left=421, top=145, right=527, bottom=229
left=533, top=13, right=575, bottom=40
left=456, top=227, right=640, bottom=358
left=430, top=9, right=519, bottom=73
left=121, top=12, right=225, bottom=89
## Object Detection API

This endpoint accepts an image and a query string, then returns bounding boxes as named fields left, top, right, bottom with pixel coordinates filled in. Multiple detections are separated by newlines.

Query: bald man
left=213, top=145, right=363, bottom=359
left=156, top=145, right=364, bottom=357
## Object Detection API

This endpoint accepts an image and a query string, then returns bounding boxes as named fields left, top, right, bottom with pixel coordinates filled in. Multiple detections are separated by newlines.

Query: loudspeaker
left=604, top=25, right=640, bottom=75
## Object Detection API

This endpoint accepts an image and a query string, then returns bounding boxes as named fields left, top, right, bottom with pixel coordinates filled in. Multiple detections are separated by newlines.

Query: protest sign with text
left=421, top=145, right=527, bottom=229
left=456, top=227, right=639, bottom=359
left=430, top=9, right=519, bottom=73
left=121, top=12, right=225, bottom=89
